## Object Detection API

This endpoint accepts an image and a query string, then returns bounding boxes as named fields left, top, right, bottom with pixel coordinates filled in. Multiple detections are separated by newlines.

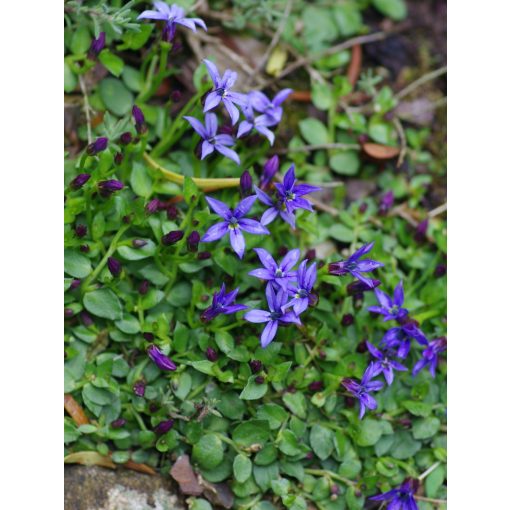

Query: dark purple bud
left=149, top=403, right=160, bottom=413
left=346, top=279, right=381, bottom=295
left=75, top=224, right=87, bottom=238
left=143, top=332, right=154, bottom=341
left=344, top=396, right=356, bottom=408
left=219, top=125, right=234, bottom=136
left=147, top=344, right=177, bottom=371
left=111, top=418, right=126, bottom=429
left=383, top=111, right=395, bottom=121
left=80, top=244, right=90, bottom=253
left=146, top=199, right=161, bottom=214
left=278, top=246, right=289, bottom=257
left=107, top=257, right=122, bottom=277
left=64, top=308, right=74, bottom=318
left=378, top=190, right=394, bottom=215
left=358, top=134, right=369, bottom=144
left=70, top=173, right=91, bottom=189
left=205, top=347, right=218, bottom=362
left=86, top=137, right=108, bottom=156
left=133, top=380, right=146, bottom=397
left=88, top=32, right=106, bottom=58
left=154, top=419, right=174, bottom=435
left=197, top=251, right=211, bottom=260
left=70, top=279, right=81, bottom=290
left=162, top=230, right=184, bottom=246
left=98, top=180, right=123, bottom=197
left=186, top=231, right=200, bottom=252
left=308, top=293, right=319, bottom=308
left=358, top=202, right=368, bottom=214
left=356, top=340, right=367, bottom=353
left=249, top=360, right=263, bottom=374
left=132, top=239, right=148, bottom=248
left=172, top=41, right=183, bottom=53
left=120, top=132, right=133, bottom=145
left=330, top=484, right=340, bottom=496
left=305, top=249, right=316, bottom=261
left=122, top=215, right=131, bottom=224
left=114, top=152, right=123, bottom=165
left=132, top=105, right=145, bottom=126
left=308, top=381, right=324, bottom=392
left=305, top=451, right=314, bottom=460
left=166, top=205, right=179, bottom=220
left=414, top=219, right=429, bottom=243
left=80, top=311, right=94, bottom=327
left=434, top=263, right=447, bottom=278
left=341, top=313, right=354, bottom=327
left=255, top=375, right=265, bottom=384
left=171, top=90, right=182, bottom=102
left=260, top=155, right=279, bottom=190
left=138, top=279, right=150, bottom=295
left=240, top=171, right=253, bottom=197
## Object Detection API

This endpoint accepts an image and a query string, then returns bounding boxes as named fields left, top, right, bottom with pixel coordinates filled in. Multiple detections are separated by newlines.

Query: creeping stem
left=143, top=152, right=240, bottom=190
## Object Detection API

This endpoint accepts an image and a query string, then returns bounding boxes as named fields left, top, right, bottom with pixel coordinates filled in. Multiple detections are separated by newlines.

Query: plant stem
left=143, top=152, right=240, bottom=190
left=418, top=461, right=441, bottom=481
left=304, top=468, right=356, bottom=486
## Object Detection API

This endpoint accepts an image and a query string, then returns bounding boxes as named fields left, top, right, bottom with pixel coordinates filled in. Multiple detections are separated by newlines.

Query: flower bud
left=80, top=311, right=94, bottom=327
left=133, top=380, right=146, bottom=397
left=64, top=308, right=74, bottom=318
left=205, top=347, right=218, bottom=362
left=305, top=249, right=316, bottom=261
left=154, top=419, right=174, bottom=435
left=240, top=170, right=253, bottom=197
left=132, top=105, right=147, bottom=134
left=98, top=180, right=123, bottom=197
left=255, top=375, right=265, bottom=384
left=162, top=230, right=184, bottom=246
left=70, top=279, right=81, bottom=290
left=111, top=418, right=126, bottom=429
left=171, top=90, right=182, bottom=102
left=341, top=313, right=354, bottom=326
left=107, top=257, right=122, bottom=277
left=197, top=251, right=211, bottom=260
left=143, top=332, right=154, bottom=341
left=260, top=155, right=279, bottom=190
left=378, top=190, right=394, bottom=215
left=166, top=205, right=179, bottom=220
left=356, top=340, right=368, bottom=353
left=434, top=263, right=446, bottom=278
left=80, top=244, right=90, bottom=253
left=70, top=173, right=91, bottom=189
left=147, top=344, right=177, bottom=371
left=346, top=279, right=381, bottom=295
left=88, top=32, right=106, bottom=59
left=86, top=137, right=108, bottom=156
left=145, top=198, right=161, bottom=214
left=138, top=279, right=150, bottom=295
left=186, top=231, right=200, bottom=252
left=249, top=360, right=263, bottom=373
left=132, top=239, right=148, bottom=248
left=414, top=219, right=429, bottom=243
left=119, top=132, right=133, bottom=145
left=114, top=152, right=123, bottom=165
left=308, top=381, right=324, bottom=392
left=358, top=202, right=368, bottom=213
left=75, top=224, right=87, bottom=238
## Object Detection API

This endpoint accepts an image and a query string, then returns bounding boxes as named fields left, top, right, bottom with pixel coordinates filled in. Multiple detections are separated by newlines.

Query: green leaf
left=282, top=392, right=307, bottom=419
left=372, top=0, right=408, bottom=21
left=402, top=400, right=433, bottom=417
left=310, top=424, right=335, bottom=460
left=217, top=392, right=246, bottom=420
left=190, top=499, right=212, bottom=510
left=83, top=288, right=122, bottom=320
left=329, top=223, right=355, bottom=242
left=71, top=26, right=91, bottom=55
left=333, top=3, right=363, bottom=37
left=329, top=151, right=360, bottom=175
left=233, top=420, right=270, bottom=448
left=278, top=430, right=302, bottom=456
left=192, top=434, right=223, bottom=470
left=298, top=118, right=329, bottom=145
left=64, top=62, right=77, bottom=93
left=233, top=454, right=252, bottom=483
left=425, top=464, right=446, bottom=498
left=183, top=176, right=200, bottom=205
left=99, top=78, right=134, bottom=116
left=121, top=25, right=154, bottom=50
left=311, top=82, right=333, bottom=111
left=130, top=162, right=153, bottom=198
left=99, top=50, right=125, bottom=77
left=355, top=419, right=383, bottom=447
left=391, top=431, right=421, bottom=459
left=117, top=239, right=156, bottom=260
left=64, top=249, right=92, bottom=278
left=253, top=463, right=279, bottom=491
left=412, top=417, right=441, bottom=439
left=256, top=404, right=289, bottom=430
left=114, top=314, right=140, bottom=334
left=240, top=376, right=268, bottom=400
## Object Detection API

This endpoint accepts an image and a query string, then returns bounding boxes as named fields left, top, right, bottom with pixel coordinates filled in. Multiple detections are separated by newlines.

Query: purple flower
left=88, top=32, right=106, bottom=58
left=370, top=479, right=419, bottom=510
left=200, top=283, right=248, bottom=322
left=132, top=105, right=147, bottom=134
left=367, top=281, right=408, bottom=321
left=255, top=165, right=320, bottom=229
left=378, top=190, right=394, bottom=215
left=161, top=230, right=184, bottom=245
left=205, top=347, right=218, bottom=361
left=70, top=173, right=91, bottom=189
left=237, top=103, right=276, bottom=145
left=139, top=279, right=150, bottom=295
left=259, top=156, right=279, bottom=190
left=240, top=170, right=253, bottom=197
left=107, top=257, right=122, bottom=277
left=133, top=380, right=146, bottom=397
left=184, top=113, right=240, bottom=164
left=342, top=362, right=385, bottom=419
left=98, top=180, right=123, bottom=197
left=201, top=195, right=269, bottom=258
left=186, top=231, right=200, bottom=252
left=283, top=259, right=317, bottom=315
left=414, top=219, right=429, bottom=243
left=248, top=89, right=293, bottom=125
left=137, top=2, right=207, bottom=42
left=328, top=242, right=384, bottom=288
left=381, top=320, right=428, bottom=359
left=154, top=419, right=175, bottom=435
left=248, top=248, right=300, bottom=290
left=366, top=341, right=407, bottom=385
left=413, top=337, right=447, bottom=377
left=244, top=284, right=301, bottom=348
left=147, top=344, right=177, bottom=371
left=87, top=137, right=108, bottom=156
left=202, top=59, right=247, bottom=124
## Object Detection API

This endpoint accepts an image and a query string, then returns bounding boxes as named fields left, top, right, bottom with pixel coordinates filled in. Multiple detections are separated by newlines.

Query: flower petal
left=273, top=88, right=293, bottom=106
left=261, top=207, right=279, bottom=225
left=205, top=196, right=231, bottom=219
left=249, top=91, right=271, bottom=112
left=356, top=259, right=385, bottom=272
left=260, top=320, right=278, bottom=348
left=280, top=248, right=300, bottom=272
left=223, top=98, right=240, bottom=124
left=234, top=195, right=257, bottom=218
left=138, top=10, right=169, bottom=20
left=223, top=304, right=248, bottom=314
left=184, top=115, right=207, bottom=138
left=215, top=143, right=241, bottom=164
left=248, top=268, right=275, bottom=280
left=201, top=221, right=228, bottom=242
left=204, top=112, right=218, bottom=135
left=244, top=309, right=271, bottom=323
left=203, top=92, right=222, bottom=112
left=237, top=120, right=253, bottom=138
left=229, top=228, right=245, bottom=258
left=255, top=125, right=275, bottom=145
left=394, top=280, right=405, bottom=306
left=283, top=164, right=296, bottom=190
left=238, top=219, right=270, bottom=235
left=253, top=248, right=277, bottom=270
left=201, top=140, right=215, bottom=159
left=203, top=59, right=221, bottom=88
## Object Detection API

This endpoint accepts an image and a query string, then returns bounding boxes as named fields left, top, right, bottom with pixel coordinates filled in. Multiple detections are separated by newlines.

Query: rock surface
left=64, top=465, right=185, bottom=510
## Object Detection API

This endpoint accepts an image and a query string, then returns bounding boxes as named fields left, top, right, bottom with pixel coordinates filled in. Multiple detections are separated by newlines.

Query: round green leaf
left=298, top=118, right=330, bottom=145
left=64, top=249, right=92, bottom=278
left=117, top=239, right=156, bottom=261
left=372, top=0, right=407, bottom=21
left=233, top=454, right=252, bottom=483
left=99, top=78, right=134, bottom=116
left=233, top=420, right=270, bottom=448
left=329, top=151, right=360, bottom=175
left=192, top=434, right=224, bottom=470
left=240, top=376, right=269, bottom=400
left=355, top=419, right=383, bottom=447
left=310, top=424, right=334, bottom=460
left=83, top=288, right=122, bottom=320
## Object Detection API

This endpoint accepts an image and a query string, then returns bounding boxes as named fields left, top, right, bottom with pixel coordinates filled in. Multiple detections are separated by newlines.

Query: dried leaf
left=64, top=394, right=90, bottom=426
left=289, top=90, right=311, bottom=102
left=362, top=143, right=400, bottom=160
left=64, top=451, right=116, bottom=469
left=200, top=477, right=234, bottom=509
left=266, top=46, right=288, bottom=77
left=347, top=44, right=362, bottom=86
left=170, top=455, right=203, bottom=496
left=124, top=460, right=156, bottom=476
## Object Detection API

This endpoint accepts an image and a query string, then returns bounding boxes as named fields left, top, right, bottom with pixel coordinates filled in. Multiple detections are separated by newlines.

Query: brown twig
left=78, top=75, right=92, bottom=144
left=395, top=66, right=447, bottom=100
left=392, top=117, right=407, bottom=168
left=428, top=202, right=447, bottom=218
